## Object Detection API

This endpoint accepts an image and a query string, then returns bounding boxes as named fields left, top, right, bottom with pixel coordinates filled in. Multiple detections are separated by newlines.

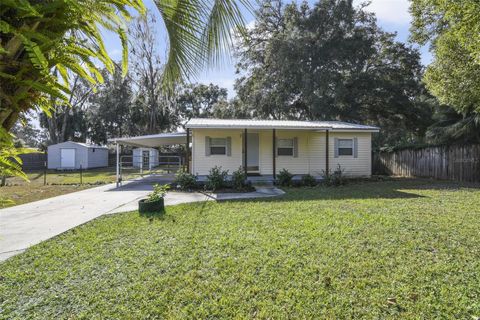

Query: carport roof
left=109, top=132, right=187, bottom=147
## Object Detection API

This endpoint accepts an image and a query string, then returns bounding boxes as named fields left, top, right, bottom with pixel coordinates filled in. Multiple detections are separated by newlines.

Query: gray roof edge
left=185, top=118, right=379, bottom=131
left=49, top=141, right=109, bottom=149
left=108, top=132, right=187, bottom=143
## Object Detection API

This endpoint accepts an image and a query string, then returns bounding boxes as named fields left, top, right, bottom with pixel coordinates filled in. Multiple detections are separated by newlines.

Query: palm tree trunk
left=0, top=109, right=19, bottom=132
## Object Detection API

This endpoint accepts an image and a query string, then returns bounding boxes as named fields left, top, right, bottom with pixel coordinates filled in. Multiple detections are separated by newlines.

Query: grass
left=0, top=167, right=154, bottom=208
left=1, top=179, right=480, bottom=318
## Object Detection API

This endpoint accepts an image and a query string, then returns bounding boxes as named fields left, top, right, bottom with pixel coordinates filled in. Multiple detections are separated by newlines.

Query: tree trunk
left=60, top=107, right=69, bottom=142
left=0, top=109, right=20, bottom=132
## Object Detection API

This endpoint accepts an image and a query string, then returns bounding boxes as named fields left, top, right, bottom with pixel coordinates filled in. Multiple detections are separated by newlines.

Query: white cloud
left=108, top=49, right=122, bottom=59
left=245, top=20, right=256, bottom=30
left=354, top=0, right=411, bottom=25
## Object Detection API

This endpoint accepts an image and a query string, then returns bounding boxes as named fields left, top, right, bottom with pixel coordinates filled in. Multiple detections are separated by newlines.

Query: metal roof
left=109, top=132, right=187, bottom=147
left=49, top=141, right=109, bottom=149
left=73, top=142, right=109, bottom=149
left=185, top=118, right=379, bottom=131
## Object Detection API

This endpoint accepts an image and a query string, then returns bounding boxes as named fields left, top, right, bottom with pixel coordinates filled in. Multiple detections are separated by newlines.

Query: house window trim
left=277, top=138, right=294, bottom=157
left=210, top=137, right=227, bottom=155
left=337, top=138, right=354, bottom=157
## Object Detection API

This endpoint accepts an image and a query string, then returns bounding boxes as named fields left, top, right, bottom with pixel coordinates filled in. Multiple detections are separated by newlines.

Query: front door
left=247, top=133, right=259, bottom=172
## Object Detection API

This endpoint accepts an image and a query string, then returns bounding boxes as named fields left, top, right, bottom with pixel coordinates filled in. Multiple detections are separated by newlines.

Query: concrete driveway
left=0, top=181, right=208, bottom=261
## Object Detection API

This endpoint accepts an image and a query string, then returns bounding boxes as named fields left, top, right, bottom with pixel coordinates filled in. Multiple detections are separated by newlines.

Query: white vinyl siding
left=274, top=130, right=323, bottom=175
left=329, top=132, right=372, bottom=177
left=192, top=129, right=242, bottom=175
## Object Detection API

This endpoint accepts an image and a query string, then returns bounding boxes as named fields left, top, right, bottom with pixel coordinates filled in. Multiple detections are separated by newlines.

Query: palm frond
left=0, top=128, right=35, bottom=183
left=155, top=0, right=250, bottom=90
left=0, top=0, right=145, bottom=133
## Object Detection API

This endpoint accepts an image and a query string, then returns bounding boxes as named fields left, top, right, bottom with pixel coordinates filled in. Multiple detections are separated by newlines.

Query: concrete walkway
left=0, top=181, right=208, bottom=261
left=207, top=186, right=285, bottom=201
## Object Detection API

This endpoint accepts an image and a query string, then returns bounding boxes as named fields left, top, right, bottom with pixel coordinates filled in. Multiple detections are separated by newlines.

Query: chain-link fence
left=117, top=154, right=183, bottom=183
left=1, top=152, right=185, bottom=187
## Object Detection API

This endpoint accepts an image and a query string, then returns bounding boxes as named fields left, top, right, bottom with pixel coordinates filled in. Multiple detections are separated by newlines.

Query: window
left=338, top=139, right=353, bottom=156
left=277, top=138, right=294, bottom=156
left=210, top=138, right=227, bottom=155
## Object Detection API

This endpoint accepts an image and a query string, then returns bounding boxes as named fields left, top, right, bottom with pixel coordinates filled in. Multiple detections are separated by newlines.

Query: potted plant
left=139, top=184, right=170, bottom=213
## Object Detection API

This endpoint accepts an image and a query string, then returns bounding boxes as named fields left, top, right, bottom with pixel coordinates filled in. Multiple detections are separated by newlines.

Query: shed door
left=60, top=148, right=76, bottom=168
left=142, top=150, right=150, bottom=169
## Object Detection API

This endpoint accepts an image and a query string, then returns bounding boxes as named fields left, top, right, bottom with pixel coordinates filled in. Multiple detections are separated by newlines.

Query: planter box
left=138, top=198, right=165, bottom=213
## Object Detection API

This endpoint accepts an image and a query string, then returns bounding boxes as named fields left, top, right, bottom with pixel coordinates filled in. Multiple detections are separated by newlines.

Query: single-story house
left=47, top=141, right=108, bottom=170
left=111, top=119, right=379, bottom=183
left=185, top=118, right=379, bottom=177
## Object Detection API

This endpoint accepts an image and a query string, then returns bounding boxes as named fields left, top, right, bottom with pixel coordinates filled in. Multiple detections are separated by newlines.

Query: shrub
left=277, top=168, right=293, bottom=186
left=174, top=171, right=197, bottom=190
left=231, top=167, right=248, bottom=190
left=206, top=166, right=229, bottom=191
left=301, top=174, right=317, bottom=187
left=146, top=184, right=170, bottom=202
left=322, top=164, right=347, bottom=186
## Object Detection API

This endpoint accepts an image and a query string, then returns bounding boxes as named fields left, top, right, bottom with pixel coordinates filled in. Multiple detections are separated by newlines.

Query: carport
left=109, top=132, right=189, bottom=187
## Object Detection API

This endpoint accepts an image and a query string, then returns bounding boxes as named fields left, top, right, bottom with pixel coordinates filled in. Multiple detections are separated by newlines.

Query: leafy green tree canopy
left=177, top=83, right=228, bottom=120
left=410, top=0, right=480, bottom=114
left=235, top=0, right=432, bottom=147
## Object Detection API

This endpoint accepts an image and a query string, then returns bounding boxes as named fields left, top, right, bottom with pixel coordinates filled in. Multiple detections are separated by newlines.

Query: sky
left=103, top=0, right=432, bottom=98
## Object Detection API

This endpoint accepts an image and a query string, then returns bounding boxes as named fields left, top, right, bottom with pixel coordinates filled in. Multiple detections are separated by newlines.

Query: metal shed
left=47, top=141, right=109, bottom=170
left=132, top=148, right=159, bottom=170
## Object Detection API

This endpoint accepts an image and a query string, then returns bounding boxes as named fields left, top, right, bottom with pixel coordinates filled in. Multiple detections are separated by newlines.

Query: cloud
left=354, top=0, right=411, bottom=25
left=108, top=49, right=122, bottom=59
left=245, top=20, right=256, bottom=30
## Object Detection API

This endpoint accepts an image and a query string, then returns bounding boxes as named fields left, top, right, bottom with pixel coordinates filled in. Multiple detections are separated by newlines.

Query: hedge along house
left=110, top=119, right=379, bottom=186
left=47, top=141, right=108, bottom=170
left=184, top=118, right=379, bottom=179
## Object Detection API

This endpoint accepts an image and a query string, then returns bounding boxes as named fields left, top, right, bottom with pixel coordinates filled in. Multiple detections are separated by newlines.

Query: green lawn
left=1, top=179, right=480, bottom=318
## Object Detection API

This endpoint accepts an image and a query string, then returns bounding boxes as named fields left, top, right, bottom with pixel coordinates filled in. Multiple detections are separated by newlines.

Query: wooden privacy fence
left=373, top=145, right=480, bottom=183
left=18, top=152, right=46, bottom=171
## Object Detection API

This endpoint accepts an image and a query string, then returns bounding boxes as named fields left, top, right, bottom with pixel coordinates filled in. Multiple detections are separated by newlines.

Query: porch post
left=272, top=129, right=276, bottom=180
left=186, top=128, right=190, bottom=173
left=325, top=129, right=330, bottom=173
left=115, top=142, right=120, bottom=188
left=244, top=128, right=248, bottom=175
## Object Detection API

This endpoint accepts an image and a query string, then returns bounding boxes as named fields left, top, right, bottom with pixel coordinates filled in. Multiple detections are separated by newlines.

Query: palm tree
left=0, top=0, right=249, bottom=133
left=0, top=0, right=248, bottom=187
left=426, top=105, right=480, bottom=144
